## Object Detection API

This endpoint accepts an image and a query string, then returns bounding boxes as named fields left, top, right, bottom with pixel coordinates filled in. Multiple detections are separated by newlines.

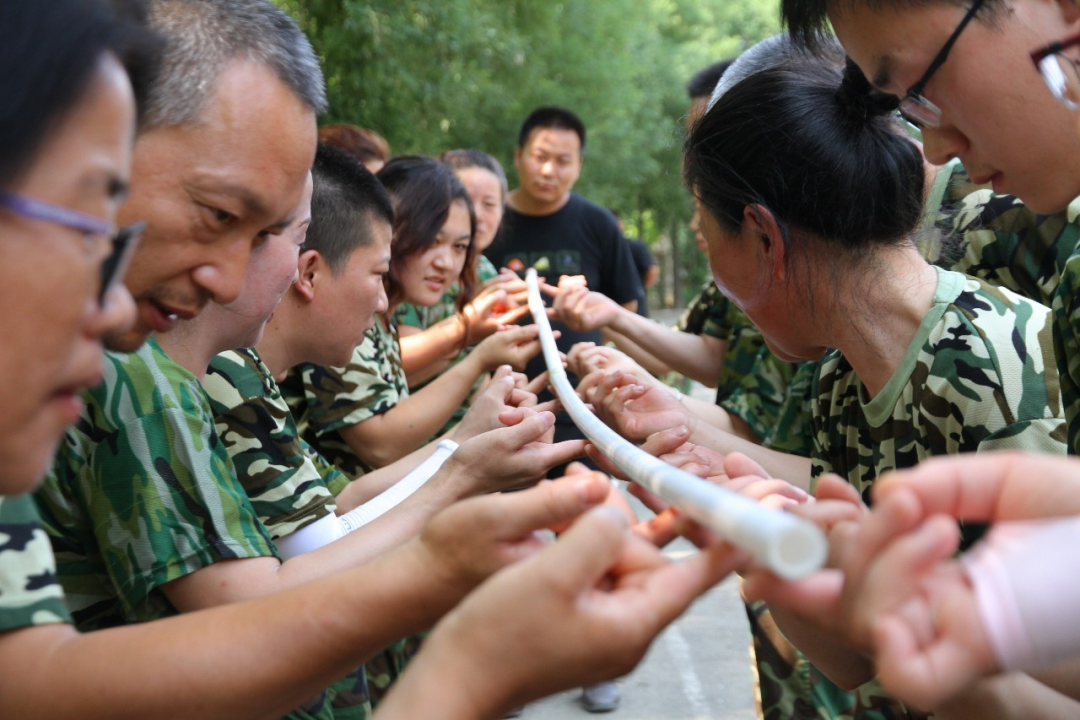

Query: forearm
left=764, top=603, right=876, bottom=690
left=1, top=545, right=456, bottom=719
left=688, top=416, right=811, bottom=489
left=334, top=441, right=440, bottom=512
left=375, top=628, right=504, bottom=720
left=399, top=316, right=466, bottom=380
left=608, top=309, right=723, bottom=387
left=340, top=356, right=483, bottom=467
left=603, top=328, right=673, bottom=378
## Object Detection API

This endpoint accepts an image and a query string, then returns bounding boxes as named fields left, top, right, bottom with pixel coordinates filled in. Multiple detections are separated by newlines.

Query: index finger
left=873, top=452, right=1080, bottom=522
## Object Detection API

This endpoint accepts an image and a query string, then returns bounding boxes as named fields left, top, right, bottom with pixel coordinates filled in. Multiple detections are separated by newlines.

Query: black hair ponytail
left=684, top=54, right=925, bottom=257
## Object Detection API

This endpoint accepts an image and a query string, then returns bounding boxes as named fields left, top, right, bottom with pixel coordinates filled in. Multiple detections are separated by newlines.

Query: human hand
left=454, top=366, right=539, bottom=442
left=442, top=408, right=586, bottom=495
left=546, top=284, right=621, bottom=333
left=568, top=343, right=653, bottom=383
left=740, top=475, right=869, bottom=646
left=581, top=370, right=691, bottom=443
left=416, top=468, right=613, bottom=596
left=837, top=486, right=996, bottom=709
left=406, top=503, right=744, bottom=716
left=472, top=325, right=544, bottom=372
left=463, top=287, right=532, bottom=345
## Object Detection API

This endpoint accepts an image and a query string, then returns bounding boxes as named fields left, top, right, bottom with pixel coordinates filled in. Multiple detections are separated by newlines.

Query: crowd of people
left=5, top=0, right=1080, bottom=718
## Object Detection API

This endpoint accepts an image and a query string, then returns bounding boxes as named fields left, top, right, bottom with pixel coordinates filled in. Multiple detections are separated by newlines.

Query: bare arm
left=164, top=410, right=584, bottom=612
left=340, top=326, right=541, bottom=468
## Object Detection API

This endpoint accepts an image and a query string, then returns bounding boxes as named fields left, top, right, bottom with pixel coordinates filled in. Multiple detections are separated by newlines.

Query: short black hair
left=306, top=143, right=394, bottom=274
left=517, top=106, right=586, bottom=152
left=0, top=0, right=161, bottom=189
left=782, top=0, right=1001, bottom=50
left=687, top=59, right=736, bottom=100
left=684, top=56, right=923, bottom=259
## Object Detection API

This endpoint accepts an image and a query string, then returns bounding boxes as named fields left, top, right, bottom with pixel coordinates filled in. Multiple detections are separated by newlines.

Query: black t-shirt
left=486, top=193, right=641, bottom=459
left=626, top=237, right=655, bottom=318
left=487, top=192, right=640, bottom=365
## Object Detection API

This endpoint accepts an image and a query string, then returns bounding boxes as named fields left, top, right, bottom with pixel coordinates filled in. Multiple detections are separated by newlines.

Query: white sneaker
left=581, top=681, right=620, bottom=713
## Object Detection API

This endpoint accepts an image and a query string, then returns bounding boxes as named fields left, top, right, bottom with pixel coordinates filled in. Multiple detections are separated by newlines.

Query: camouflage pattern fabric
left=205, top=349, right=372, bottom=719
left=1054, top=257, right=1080, bottom=455
left=0, top=494, right=71, bottom=631
left=677, top=279, right=733, bottom=338
left=204, top=348, right=340, bottom=540
left=812, top=267, right=1066, bottom=494
left=928, top=161, right=1080, bottom=309
left=282, top=318, right=409, bottom=478
left=35, top=336, right=278, bottom=632
left=755, top=359, right=817, bottom=457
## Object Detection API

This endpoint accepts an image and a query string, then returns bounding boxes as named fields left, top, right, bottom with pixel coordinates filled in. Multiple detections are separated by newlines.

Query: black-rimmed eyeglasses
left=899, top=0, right=987, bottom=128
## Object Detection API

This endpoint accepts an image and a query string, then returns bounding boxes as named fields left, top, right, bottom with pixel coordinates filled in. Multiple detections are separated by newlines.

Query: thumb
left=491, top=474, right=614, bottom=545
left=533, top=506, right=629, bottom=591
left=494, top=409, right=555, bottom=448
left=640, top=426, right=691, bottom=457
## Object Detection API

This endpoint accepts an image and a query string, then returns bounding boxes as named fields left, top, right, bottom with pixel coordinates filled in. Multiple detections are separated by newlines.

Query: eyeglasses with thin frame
left=0, top=191, right=144, bottom=305
left=899, top=0, right=987, bottom=129
left=1031, top=33, right=1080, bottom=110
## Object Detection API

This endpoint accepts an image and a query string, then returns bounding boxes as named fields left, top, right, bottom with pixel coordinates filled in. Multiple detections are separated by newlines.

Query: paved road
left=528, top=489, right=757, bottom=720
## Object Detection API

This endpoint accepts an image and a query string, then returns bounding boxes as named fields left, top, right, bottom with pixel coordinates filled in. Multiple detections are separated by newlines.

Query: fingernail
left=632, top=385, right=645, bottom=393
left=540, top=411, right=555, bottom=427
left=574, top=478, right=603, bottom=504
left=673, top=426, right=689, bottom=437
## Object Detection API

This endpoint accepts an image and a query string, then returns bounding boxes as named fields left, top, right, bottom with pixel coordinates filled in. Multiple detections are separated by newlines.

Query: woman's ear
left=742, top=204, right=787, bottom=280
left=293, top=249, right=321, bottom=302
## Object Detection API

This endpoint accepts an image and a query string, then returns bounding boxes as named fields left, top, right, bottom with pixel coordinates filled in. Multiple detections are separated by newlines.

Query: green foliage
left=278, top=0, right=780, bottom=306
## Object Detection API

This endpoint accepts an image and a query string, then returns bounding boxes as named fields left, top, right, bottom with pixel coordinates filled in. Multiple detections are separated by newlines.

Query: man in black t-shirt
left=484, top=105, right=638, bottom=714
left=486, top=106, right=640, bottom=443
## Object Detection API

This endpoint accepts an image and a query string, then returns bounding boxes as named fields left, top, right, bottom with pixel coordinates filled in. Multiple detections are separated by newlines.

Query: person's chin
left=104, top=322, right=153, bottom=353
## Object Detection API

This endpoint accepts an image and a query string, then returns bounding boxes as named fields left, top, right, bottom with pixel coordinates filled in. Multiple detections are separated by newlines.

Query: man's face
left=219, top=173, right=312, bottom=350
left=513, top=127, right=582, bottom=210
left=833, top=0, right=1080, bottom=213
left=310, top=218, right=392, bottom=368
left=111, top=59, right=317, bottom=351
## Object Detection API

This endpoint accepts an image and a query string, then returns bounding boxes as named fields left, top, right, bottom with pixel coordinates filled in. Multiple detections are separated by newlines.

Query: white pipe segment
left=525, top=269, right=827, bottom=580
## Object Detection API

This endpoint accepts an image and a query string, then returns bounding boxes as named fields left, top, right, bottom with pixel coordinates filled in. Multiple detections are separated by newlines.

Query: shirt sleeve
left=80, top=404, right=277, bottom=619
left=204, top=357, right=337, bottom=541
left=1054, top=253, right=1080, bottom=454
left=598, top=222, right=643, bottom=307
left=0, top=494, right=71, bottom=630
left=300, top=326, right=407, bottom=435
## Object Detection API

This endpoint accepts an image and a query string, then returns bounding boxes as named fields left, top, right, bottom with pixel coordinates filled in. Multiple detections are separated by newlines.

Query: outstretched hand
left=392, top=502, right=744, bottom=717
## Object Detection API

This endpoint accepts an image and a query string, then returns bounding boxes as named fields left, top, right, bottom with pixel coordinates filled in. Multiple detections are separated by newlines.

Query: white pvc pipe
left=526, top=269, right=826, bottom=580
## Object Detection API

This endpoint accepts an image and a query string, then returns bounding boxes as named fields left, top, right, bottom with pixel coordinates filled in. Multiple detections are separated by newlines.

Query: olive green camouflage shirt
left=812, top=267, right=1066, bottom=492
left=0, top=494, right=71, bottom=631
left=204, top=349, right=342, bottom=540
left=282, top=318, right=408, bottom=478
left=205, top=348, right=372, bottom=720
left=35, top=336, right=278, bottom=631
left=920, top=161, right=1080, bottom=453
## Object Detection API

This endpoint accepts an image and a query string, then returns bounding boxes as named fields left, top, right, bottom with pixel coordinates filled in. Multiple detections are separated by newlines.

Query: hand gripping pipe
left=526, top=269, right=827, bottom=580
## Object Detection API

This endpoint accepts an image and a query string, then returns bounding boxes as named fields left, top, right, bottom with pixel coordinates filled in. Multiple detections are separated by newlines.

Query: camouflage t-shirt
left=282, top=318, right=409, bottom=478
left=35, top=336, right=278, bottom=631
left=928, top=161, right=1080, bottom=310
left=677, top=279, right=732, bottom=338
left=813, top=267, right=1066, bottom=493
left=204, top=348, right=342, bottom=540
left=0, top=494, right=71, bottom=631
